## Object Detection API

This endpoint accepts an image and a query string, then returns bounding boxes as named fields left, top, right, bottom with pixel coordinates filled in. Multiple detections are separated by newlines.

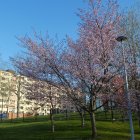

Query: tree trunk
left=50, top=109, right=54, bottom=133
left=104, top=110, right=107, bottom=119
left=23, top=112, right=25, bottom=122
left=81, top=113, right=85, bottom=128
left=6, top=106, right=9, bottom=120
left=6, top=106, right=9, bottom=116
left=17, top=97, right=19, bottom=118
left=137, top=107, right=140, bottom=128
left=121, top=111, right=125, bottom=122
left=110, top=101, right=114, bottom=123
left=65, top=109, right=68, bottom=120
left=6, top=93, right=10, bottom=118
left=89, top=112, right=97, bottom=139
left=80, top=110, right=85, bottom=128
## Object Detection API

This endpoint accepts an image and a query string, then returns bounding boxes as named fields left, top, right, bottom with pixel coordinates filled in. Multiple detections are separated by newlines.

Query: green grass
left=0, top=120, right=139, bottom=139
left=0, top=113, right=139, bottom=140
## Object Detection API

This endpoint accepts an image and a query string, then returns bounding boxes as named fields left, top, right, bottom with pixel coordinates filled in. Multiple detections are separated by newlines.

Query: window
left=20, top=106, right=23, bottom=109
left=2, top=77, right=5, bottom=80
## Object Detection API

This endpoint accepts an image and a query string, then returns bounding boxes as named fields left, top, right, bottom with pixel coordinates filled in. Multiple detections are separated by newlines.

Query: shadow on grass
left=0, top=120, right=139, bottom=140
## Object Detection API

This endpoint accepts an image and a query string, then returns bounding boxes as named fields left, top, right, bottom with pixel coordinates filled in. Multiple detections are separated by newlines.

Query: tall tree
left=11, top=0, right=122, bottom=138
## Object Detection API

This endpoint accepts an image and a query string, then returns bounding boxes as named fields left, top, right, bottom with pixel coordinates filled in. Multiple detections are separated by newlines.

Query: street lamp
left=116, top=36, right=135, bottom=140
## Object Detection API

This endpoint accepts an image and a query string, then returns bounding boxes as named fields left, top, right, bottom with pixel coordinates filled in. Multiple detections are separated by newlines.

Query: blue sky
left=0, top=0, right=135, bottom=68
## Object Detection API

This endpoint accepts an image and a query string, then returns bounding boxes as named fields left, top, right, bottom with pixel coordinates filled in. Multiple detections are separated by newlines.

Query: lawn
left=0, top=115, right=140, bottom=140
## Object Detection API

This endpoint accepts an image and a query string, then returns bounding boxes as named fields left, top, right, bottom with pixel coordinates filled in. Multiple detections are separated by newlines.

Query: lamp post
left=116, top=36, right=135, bottom=140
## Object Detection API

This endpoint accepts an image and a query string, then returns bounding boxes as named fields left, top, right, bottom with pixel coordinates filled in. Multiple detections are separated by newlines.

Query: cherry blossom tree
left=62, top=0, right=122, bottom=137
left=11, top=0, right=123, bottom=138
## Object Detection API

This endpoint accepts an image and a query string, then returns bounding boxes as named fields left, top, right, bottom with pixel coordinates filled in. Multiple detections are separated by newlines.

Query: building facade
left=0, top=70, right=76, bottom=118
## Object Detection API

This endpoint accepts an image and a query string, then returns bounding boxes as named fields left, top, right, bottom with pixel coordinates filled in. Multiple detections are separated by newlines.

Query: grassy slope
left=0, top=114, right=139, bottom=140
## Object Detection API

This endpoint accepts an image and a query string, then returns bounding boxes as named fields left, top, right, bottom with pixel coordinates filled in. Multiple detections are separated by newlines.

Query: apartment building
left=0, top=70, right=77, bottom=117
left=0, top=70, right=17, bottom=114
